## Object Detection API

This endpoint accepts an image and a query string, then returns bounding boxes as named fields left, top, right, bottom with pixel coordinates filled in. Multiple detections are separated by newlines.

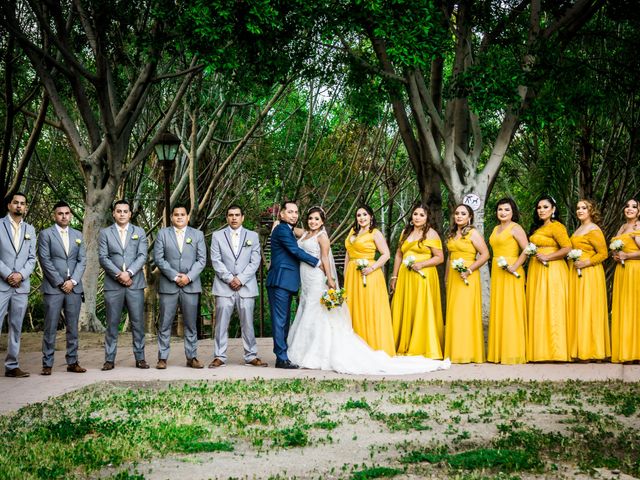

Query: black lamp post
left=154, top=130, right=180, bottom=227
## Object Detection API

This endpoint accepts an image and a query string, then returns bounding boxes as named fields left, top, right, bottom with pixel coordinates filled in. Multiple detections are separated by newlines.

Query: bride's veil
left=321, top=226, right=340, bottom=289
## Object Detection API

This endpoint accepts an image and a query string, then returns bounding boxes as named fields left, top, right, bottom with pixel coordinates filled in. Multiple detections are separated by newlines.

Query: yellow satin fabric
left=488, top=223, right=527, bottom=364
left=391, top=237, right=444, bottom=359
left=568, top=229, right=610, bottom=360
left=444, top=233, right=484, bottom=363
left=344, top=229, right=395, bottom=356
left=526, top=222, right=571, bottom=361
left=611, top=230, right=640, bottom=362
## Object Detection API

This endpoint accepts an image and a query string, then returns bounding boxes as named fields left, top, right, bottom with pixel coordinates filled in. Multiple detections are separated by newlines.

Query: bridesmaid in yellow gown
left=568, top=199, right=610, bottom=361
left=611, top=198, right=640, bottom=363
left=390, top=203, right=445, bottom=359
left=488, top=198, right=528, bottom=364
left=344, top=205, right=396, bottom=356
left=526, top=195, right=572, bottom=362
left=444, top=204, right=490, bottom=363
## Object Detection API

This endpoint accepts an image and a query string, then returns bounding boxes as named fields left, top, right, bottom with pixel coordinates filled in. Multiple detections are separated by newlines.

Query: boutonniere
left=132, top=234, right=139, bottom=240
left=75, top=238, right=82, bottom=245
left=24, top=233, right=31, bottom=240
left=244, top=239, right=253, bottom=247
left=185, top=237, right=192, bottom=244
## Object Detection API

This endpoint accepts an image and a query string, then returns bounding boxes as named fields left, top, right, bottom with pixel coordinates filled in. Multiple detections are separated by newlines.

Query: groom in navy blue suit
left=267, top=201, right=320, bottom=369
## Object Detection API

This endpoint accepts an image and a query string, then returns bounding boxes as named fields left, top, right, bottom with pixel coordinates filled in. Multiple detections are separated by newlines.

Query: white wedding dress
left=287, top=231, right=451, bottom=375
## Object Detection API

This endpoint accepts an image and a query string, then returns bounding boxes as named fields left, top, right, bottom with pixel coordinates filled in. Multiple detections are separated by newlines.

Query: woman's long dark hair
left=352, top=205, right=377, bottom=234
left=401, top=203, right=433, bottom=246
left=529, top=195, right=563, bottom=235
left=447, top=204, right=474, bottom=239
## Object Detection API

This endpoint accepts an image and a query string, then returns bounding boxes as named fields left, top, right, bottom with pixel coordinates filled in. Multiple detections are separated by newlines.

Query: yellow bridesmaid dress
left=487, top=224, right=527, bottom=364
left=526, top=222, right=571, bottom=361
left=444, top=233, right=484, bottom=363
left=568, top=229, right=610, bottom=360
left=391, top=236, right=444, bottom=359
left=611, top=230, right=640, bottom=363
left=344, top=228, right=396, bottom=356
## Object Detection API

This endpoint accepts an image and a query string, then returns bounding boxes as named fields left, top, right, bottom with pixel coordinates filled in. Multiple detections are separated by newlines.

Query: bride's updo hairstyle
left=352, top=204, right=377, bottom=234
left=307, top=206, right=326, bottom=228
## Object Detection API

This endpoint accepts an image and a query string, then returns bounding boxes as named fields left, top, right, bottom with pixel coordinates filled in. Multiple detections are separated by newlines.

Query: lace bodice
left=298, top=231, right=327, bottom=297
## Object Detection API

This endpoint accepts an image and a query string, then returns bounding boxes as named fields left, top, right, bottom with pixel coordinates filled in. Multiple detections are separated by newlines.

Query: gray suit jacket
left=211, top=227, right=261, bottom=298
left=99, top=223, right=148, bottom=290
left=154, top=226, right=206, bottom=294
left=37, top=225, right=86, bottom=295
left=0, top=215, right=36, bottom=294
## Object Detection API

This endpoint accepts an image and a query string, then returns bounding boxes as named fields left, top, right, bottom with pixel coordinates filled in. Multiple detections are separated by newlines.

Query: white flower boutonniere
left=24, top=233, right=31, bottom=240
left=132, top=234, right=139, bottom=240
left=75, top=238, right=82, bottom=245
left=185, top=237, right=192, bottom=244
left=244, top=239, right=253, bottom=247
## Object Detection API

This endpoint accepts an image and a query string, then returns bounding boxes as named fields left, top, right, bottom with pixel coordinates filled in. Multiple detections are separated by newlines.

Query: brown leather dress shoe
left=186, top=358, right=204, bottom=369
left=156, top=359, right=167, bottom=370
left=135, top=359, right=150, bottom=369
left=101, top=361, right=114, bottom=371
left=67, top=363, right=87, bottom=373
left=245, top=358, right=268, bottom=367
left=209, top=358, right=225, bottom=368
left=41, top=367, right=52, bottom=376
left=5, top=367, right=30, bottom=378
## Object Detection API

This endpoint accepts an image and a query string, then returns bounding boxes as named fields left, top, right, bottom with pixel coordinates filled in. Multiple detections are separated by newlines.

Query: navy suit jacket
left=266, top=223, right=318, bottom=293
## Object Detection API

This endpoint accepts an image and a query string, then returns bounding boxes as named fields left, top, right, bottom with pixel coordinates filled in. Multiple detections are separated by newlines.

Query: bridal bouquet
left=524, top=242, right=547, bottom=266
left=451, top=258, right=470, bottom=286
left=403, top=255, right=426, bottom=278
left=497, top=256, right=521, bottom=278
left=355, top=259, right=369, bottom=287
left=610, top=239, right=625, bottom=265
left=567, top=249, right=583, bottom=278
left=320, top=288, right=347, bottom=311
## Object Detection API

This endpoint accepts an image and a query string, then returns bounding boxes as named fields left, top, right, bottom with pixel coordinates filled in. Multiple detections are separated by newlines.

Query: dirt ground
left=86, top=380, right=640, bottom=480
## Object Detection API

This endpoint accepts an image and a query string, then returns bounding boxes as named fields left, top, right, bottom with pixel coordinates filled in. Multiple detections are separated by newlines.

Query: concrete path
left=1, top=337, right=639, bottom=414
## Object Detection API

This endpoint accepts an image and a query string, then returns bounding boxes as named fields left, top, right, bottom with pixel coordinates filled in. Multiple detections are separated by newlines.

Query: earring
left=410, top=221, right=414, bottom=226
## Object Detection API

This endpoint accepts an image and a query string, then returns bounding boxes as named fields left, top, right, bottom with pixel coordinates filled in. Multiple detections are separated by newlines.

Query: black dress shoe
left=275, top=359, right=299, bottom=369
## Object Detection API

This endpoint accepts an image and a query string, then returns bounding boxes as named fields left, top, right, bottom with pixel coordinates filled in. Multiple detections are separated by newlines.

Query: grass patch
left=403, top=447, right=542, bottom=472
left=351, top=466, right=404, bottom=479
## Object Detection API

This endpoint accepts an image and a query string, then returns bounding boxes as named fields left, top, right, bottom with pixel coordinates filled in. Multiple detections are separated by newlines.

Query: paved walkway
left=1, top=337, right=639, bottom=414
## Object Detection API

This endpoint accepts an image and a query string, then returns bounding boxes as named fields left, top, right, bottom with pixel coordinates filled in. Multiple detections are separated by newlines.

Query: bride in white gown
left=287, top=207, right=451, bottom=375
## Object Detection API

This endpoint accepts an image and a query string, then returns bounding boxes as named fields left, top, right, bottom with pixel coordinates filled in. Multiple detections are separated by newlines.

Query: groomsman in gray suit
left=38, top=201, right=87, bottom=375
left=209, top=205, right=266, bottom=368
left=0, top=192, right=36, bottom=377
left=154, top=204, right=207, bottom=369
left=98, top=199, right=149, bottom=370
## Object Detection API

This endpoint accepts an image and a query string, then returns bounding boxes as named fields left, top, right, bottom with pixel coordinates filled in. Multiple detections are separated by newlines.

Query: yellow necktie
left=176, top=229, right=184, bottom=253
left=232, top=230, right=239, bottom=253
left=11, top=220, right=20, bottom=250
left=119, top=228, right=127, bottom=248
left=61, top=230, right=69, bottom=255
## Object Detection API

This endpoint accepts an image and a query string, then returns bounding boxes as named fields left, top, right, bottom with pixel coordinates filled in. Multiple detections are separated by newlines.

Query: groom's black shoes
left=275, top=359, right=299, bottom=369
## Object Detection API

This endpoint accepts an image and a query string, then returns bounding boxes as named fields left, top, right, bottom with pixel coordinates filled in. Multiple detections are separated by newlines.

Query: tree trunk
left=144, top=265, right=159, bottom=335
left=79, top=191, right=113, bottom=332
